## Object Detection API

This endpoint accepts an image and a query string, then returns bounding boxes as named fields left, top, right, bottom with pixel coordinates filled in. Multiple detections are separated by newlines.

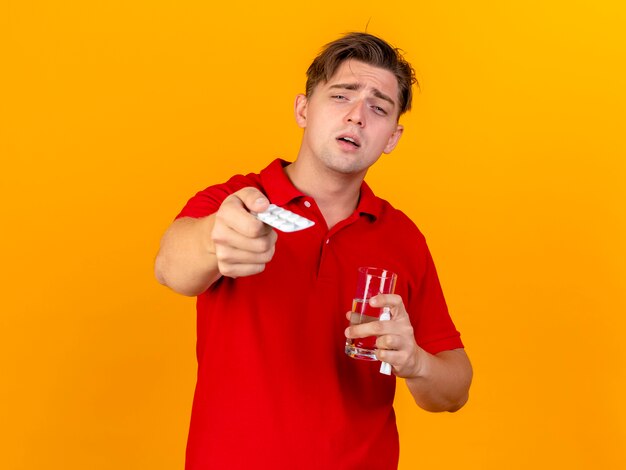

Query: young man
left=156, top=32, right=472, bottom=470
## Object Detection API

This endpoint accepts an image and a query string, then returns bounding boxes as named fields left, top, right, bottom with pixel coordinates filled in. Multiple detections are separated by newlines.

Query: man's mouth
left=337, top=136, right=361, bottom=148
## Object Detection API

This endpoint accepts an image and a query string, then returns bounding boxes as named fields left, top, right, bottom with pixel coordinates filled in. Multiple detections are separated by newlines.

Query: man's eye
left=373, top=106, right=387, bottom=115
left=332, top=95, right=347, bottom=100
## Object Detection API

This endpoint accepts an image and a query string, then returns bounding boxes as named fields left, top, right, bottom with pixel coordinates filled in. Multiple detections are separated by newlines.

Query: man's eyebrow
left=372, top=89, right=396, bottom=107
left=329, top=83, right=396, bottom=107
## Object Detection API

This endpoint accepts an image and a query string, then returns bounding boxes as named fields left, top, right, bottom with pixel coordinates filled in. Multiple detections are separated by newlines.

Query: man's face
left=294, top=59, right=404, bottom=177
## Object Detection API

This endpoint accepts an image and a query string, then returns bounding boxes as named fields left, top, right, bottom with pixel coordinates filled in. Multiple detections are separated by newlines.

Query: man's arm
left=345, top=294, right=473, bottom=412
left=404, top=348, right=472, bottom=412
left=154, top=187, right=277, bottom=296
left=154, top=215, right=220, bottom=296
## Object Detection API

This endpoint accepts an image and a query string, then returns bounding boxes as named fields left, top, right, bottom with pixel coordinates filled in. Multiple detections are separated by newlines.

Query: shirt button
left=325, top=239, right=330, bottom=245
left=304, top=200, right=311, bottom=208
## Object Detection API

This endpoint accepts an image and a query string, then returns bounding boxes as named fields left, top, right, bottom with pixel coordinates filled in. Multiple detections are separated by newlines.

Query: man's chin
left=319, top=155, right=368, bottom=176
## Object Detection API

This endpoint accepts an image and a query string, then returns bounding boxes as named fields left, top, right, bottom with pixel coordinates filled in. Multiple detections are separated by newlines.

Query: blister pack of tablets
left=379, top=308, right=392, bottom=375
left=254, top=204, right=315, bottom=232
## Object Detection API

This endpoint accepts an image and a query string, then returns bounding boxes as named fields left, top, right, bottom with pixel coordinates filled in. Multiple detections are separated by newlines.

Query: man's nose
left=345, top=101, right=365, bottom=127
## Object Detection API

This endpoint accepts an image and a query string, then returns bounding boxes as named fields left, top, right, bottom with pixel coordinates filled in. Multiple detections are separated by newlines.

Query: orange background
left=1, top=1, right=625, bottom=469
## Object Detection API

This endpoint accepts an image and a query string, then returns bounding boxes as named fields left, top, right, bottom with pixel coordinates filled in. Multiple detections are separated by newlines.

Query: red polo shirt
left=177, top=159, right=463, bottom=470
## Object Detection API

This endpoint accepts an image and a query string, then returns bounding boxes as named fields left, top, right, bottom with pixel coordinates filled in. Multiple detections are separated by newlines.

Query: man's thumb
left=237, top=187, right=269, bottom=212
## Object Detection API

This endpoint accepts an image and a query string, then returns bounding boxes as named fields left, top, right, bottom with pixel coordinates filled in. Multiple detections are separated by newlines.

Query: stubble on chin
left=318, top=150, right=368, bottom=176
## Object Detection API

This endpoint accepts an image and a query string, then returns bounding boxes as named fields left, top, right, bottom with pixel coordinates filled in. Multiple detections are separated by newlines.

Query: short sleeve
left=409, top=243, right=464, bottom=355
left=176, top=173, right=263, bottom=219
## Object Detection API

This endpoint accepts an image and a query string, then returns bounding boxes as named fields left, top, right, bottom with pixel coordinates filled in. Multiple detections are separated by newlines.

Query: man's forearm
left=405, top=348, right=472, bottom=412
left=154, top=216, right=221, bottom=296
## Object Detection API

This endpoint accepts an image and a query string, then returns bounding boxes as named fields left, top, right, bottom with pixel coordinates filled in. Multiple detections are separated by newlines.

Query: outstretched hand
left=211, top=187, right=278, bottom=278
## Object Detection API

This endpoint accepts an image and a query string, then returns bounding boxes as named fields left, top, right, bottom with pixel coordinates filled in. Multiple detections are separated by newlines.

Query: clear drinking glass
left=345, top=267, right=397, bottom=361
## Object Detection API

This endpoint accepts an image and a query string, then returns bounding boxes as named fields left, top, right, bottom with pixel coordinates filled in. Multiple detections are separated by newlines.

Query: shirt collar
left=260, top=158, right=383, bottom=220
left=356, top=180, right=383, bottom=220
left=260, top=159, right=306, bottom=206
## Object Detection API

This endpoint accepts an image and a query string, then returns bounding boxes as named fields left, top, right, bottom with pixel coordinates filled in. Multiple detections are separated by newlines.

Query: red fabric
left=177, top=159, right=463, bottom=469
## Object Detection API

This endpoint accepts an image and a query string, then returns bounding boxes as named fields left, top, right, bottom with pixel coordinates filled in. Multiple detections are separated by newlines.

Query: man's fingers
left=212, top=189, right=277, bottom=279
left=213, top=223, right=277, bottom=278
left=376, top=334, right=399, bottom=350
left=375, top=349, right=409, bottom=365
left=346, top=318, right=386, bottom=339
left=213, top=222, right=277, bottom=255
left=217, top=196, right=270, bottom=238
left=346, top=304, right=413, bottom=340
left=234, top=187, right=270, bottom=213
left=215, top=241, right=276, bottom=266
left=218, top=260, right=268, bottom=279
left=369, top=294, right=408, bottom=319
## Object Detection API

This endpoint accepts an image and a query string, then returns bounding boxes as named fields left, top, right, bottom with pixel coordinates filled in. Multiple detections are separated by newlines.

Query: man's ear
left=383, top=124, right=404, bottom=154
left=294, top=94, right=308, bottom=129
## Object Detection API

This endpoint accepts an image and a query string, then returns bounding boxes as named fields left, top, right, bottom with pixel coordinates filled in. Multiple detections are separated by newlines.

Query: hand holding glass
left=345, top=267, right=397, bottom=366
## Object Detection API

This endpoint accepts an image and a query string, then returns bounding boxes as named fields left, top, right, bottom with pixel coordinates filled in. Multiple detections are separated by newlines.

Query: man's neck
left=284, top=159, right=365, bottom=229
